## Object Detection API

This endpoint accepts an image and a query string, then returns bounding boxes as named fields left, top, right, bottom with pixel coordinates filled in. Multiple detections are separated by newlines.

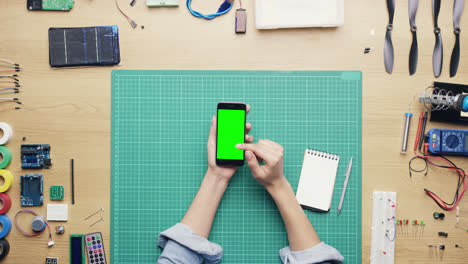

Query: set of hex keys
left=395, top=219, right=425, bottom=237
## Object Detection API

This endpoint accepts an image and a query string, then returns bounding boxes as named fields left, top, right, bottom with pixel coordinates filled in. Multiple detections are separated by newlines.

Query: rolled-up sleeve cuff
left=279, top=242, right=344, bottom=264
left=158, top=223, right=223, bottom=264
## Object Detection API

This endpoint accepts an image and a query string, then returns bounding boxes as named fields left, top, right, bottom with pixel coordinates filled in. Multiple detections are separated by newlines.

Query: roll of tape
left=0, top=123, right=12, bottom=146
left=0, top=147, right=11, bottom=169
left=0, top=239, right=9, bottom=260
left=0, top=215, right=11, bottom=239
left=0, top=170, right=12, bottom=193
left=0, top=193, right=11, bottom=215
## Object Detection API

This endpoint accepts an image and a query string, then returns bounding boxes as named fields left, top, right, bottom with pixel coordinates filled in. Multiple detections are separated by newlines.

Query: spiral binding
left=306, top=149, right=339, bottom=161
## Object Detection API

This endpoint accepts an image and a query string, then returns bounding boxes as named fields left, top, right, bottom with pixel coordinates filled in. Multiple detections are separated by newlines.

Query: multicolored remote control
left=84, top=232, right=107, bottom=264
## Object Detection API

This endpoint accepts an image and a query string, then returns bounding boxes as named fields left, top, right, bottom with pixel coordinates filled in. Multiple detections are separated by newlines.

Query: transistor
left=438, top=232, right=448, bottom=237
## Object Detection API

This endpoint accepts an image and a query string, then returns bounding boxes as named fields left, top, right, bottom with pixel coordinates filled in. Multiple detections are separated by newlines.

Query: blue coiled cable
left=186, top=0, right=233, bottom=20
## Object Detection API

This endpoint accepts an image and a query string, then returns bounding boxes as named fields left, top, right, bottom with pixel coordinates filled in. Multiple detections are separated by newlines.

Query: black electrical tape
left=0, top=239, right=10, bottom=260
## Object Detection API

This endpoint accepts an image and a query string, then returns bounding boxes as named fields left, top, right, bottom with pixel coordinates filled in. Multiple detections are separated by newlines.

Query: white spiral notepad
left=296, top=149, right=340, bottom=212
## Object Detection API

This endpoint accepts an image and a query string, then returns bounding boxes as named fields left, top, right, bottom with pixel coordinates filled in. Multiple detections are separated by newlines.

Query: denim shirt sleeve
left=157, top=223, right=223, bottom=264
left=279, top=242, right=344, bottom=264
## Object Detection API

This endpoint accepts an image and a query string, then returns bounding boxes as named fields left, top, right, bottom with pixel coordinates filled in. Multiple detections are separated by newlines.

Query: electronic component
left=20, top=174, right=44, bottom=206
left=21, top=144, right=52, bottom=169
left=14, top=210, right=54, bottom=247
left=49, top=26, right=120, bottom=67
left=370, top=191, right=396, bottom=264
left=56, top=226, right=65, bottom=234
left=47, top=204, right=68, bottom=221
left=84, top=232, right=107, bottom=264
left=46, top=257, right=58, bottom=264
left=438, top=231, right=448, bottom=237
left=235, top=8, right=247, bottom=33
left=434, top=212, right=445, bottom=219
left=146, top=0, right=178, bottom=6
left=116, top=0, right=137, bottom=28
left=70, top=235, right=85, bottom=264
left=27, top=0, right=74, bottom=11
left=71, top=159, right=75, bottom=204
left=427, top=128, right=468, bottom=155
left=32, top=215, right=46, bottom=232
left=50, top=185, right=64, bottom=201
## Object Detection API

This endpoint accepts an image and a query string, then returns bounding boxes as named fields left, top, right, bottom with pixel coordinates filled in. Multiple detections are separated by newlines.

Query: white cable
left=0, top=59, right=16, bottom=65
left=0, top=122, right=13, bottom=145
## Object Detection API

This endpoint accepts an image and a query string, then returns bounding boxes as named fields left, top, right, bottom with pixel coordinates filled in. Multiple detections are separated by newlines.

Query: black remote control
left=84, top=232, right=107, bottom=264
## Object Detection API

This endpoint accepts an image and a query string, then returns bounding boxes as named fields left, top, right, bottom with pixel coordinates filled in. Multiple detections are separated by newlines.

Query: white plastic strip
left=370, top=191, right=396, bottom=264
left=0, top=123, right=13, bottom=145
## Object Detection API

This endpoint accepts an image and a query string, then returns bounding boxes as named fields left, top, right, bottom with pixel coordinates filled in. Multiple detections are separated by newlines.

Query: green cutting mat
left=111, top=70, right=362, bottom=263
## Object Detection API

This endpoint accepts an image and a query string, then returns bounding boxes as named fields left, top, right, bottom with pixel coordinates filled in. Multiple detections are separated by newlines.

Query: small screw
left=22, top=137, right=26, bottom=141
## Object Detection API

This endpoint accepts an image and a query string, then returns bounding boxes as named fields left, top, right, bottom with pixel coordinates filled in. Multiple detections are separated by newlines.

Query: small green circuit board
left=147, top=0, right=178, bottom=7
left=50, top=185, right=64, bottom=200
left=42, top=0, right=74, bottom=11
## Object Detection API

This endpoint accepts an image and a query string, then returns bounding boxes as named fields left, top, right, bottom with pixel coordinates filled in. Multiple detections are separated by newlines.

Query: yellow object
left=0, top=170, right=13, bottom=192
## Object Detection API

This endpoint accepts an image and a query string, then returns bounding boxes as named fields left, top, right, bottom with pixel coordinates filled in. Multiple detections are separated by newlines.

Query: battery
left=235, top=8, right=247, bottom=33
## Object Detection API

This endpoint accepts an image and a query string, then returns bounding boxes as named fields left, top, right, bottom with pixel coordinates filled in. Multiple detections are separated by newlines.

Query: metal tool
left=432, top=0, right=443, bottom=77
left=419, top=86, right=468, bottom=112
left=408, top=0, right=418, bottom=75
left=337, top=157, right=353, bottom=216
left=384, top=0, right=395, bottom=74
left=84, top=207, right=104, bottom=220
left=450, top=0, right=465, bottom=77
left=401, top=113, right=412, bottom=153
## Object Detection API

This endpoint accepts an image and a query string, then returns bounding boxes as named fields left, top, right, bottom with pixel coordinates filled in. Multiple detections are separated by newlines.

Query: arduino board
left=20, top=174, right=44, bottom=207
left=21, top=144, right=52, bottom=169
left=27, top=0, right=74, bottom=11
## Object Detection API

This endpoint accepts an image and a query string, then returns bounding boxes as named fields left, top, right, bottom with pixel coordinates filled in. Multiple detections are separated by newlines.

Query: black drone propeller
left=408, top=0, right=418, bottom=75
left=450, top=0, right=465, bottom=77
left=384, top=0, right=395, bottom=74
left=432, top=0, right=443, bottom=78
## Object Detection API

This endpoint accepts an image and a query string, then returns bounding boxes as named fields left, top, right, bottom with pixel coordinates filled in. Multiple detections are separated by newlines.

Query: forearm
left=267, top=177, right=321, bottom=251
left=181, top=169, right=228, bottom=238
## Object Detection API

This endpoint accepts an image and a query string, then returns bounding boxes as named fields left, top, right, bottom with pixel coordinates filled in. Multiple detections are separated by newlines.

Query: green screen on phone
left=217, top=109, right=245, bottom=160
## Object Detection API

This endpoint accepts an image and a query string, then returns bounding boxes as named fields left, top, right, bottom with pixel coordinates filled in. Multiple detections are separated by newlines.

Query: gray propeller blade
left=384, top=0, right=395, bottom=74
left=450, top=0, right=464, bottom=77
left=433, top=0, right=443, bottom=77
left=409, top=0, right=418, bottom=75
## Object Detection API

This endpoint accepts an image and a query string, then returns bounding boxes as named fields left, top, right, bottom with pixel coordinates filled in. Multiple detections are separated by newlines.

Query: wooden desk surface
left=0, top=0, right=467, bottom=263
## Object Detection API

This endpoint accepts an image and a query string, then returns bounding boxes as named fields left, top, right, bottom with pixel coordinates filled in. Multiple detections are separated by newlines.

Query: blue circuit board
left=21, top=144, right=52, bottom=169
left=20, top=174, right=44, bottom=206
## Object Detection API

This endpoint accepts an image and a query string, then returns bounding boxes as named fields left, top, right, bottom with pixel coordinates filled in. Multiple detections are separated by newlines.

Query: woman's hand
left=206, top=104, right=252, bottom=182
left=235, top=139, right=286, bottom=190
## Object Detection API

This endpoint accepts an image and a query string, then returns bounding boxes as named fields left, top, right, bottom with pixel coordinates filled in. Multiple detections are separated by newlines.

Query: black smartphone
left=216, top=102, right=247, bottom=167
